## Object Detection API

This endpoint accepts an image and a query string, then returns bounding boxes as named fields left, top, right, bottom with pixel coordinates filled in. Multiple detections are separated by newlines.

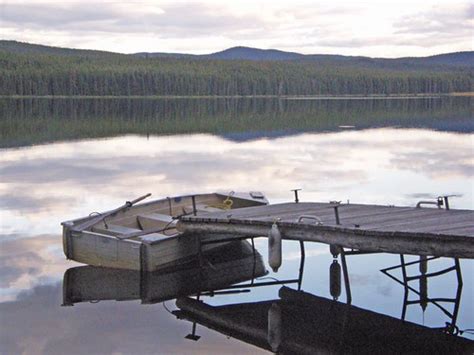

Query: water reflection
left=1, top=97, right=472, bottom=148
left=1, top=97, right=473, bottom=353
left=58, top=246, right=473, bottom=354
left=1, top=129, right=473, bottom=238
left=381, top=256, right=463, bottom=334
left=62, top=240, right=269, bottom=306
left=175, top=286, right=473, bottom=354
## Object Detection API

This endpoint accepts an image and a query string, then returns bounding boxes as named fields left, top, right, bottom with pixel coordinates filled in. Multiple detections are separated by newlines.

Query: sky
left=0, top=0, right=473, bottom=57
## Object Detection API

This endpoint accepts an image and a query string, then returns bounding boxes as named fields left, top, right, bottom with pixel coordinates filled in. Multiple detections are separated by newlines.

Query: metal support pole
left=450, top=258, right=463, bottom=331
left=291, top=189, right=301, bottom=203
left=333, top=205, right=340, bottom=225
left=191, top=195, right=197, bottom=216
left=298, top=241, right=305, bottom=290
left=251, top=237, right=256, bottom=285
left=340, top=249, right=352, bottom=304
left=196, top=235, right=203, bottom=268
left=443, top=196, right=450, bottom=210
left=185, top=322, right=201, bottom=341
left=167, top=197, right=172, bottom=215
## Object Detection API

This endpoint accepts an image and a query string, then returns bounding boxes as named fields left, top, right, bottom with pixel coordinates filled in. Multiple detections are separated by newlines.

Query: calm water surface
left=0, top=97, right=473, bottom=354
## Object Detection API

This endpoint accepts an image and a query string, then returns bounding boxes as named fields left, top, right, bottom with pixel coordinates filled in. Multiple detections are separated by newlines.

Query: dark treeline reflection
left=1, top=96, right=472, bottom=148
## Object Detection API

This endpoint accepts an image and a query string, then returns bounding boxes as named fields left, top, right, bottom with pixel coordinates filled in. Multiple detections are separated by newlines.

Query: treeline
left=0, top=50, right=472, bottom=96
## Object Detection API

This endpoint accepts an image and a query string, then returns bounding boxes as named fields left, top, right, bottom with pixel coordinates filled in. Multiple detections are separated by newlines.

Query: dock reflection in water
left=175, top=285, right=473, bottom=354
left=62, top=239, right=474, bottom=354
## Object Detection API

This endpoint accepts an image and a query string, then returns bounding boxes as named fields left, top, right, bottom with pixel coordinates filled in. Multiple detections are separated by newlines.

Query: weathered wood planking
left=178, top=202, right=474, bottom=258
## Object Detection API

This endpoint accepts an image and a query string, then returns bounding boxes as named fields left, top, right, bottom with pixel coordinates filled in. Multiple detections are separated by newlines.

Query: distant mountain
left=136, top=45, right=474, bottom=68
left=0, top=40, right=123, bottom=58
left=206, top=46, right=304, bottom=60
left=2, top=41, right=472, bottom=68
left=133, top=52, right=196, bottom=59
left=410, top=52, right=474, bottom=67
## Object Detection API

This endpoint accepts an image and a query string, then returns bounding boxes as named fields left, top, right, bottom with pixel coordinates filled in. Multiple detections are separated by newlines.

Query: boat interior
left=84, top=192, right=266, bottom=244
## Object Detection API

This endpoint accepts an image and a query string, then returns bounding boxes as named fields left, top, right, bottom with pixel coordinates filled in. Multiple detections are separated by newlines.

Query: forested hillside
left=0, top=41, right=472, bottom=96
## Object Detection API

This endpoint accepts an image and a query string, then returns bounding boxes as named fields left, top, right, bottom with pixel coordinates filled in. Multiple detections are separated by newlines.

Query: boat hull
left=61, top=192, right=268, bottom=271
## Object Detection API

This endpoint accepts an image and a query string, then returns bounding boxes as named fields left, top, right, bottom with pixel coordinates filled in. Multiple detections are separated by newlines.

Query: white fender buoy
left=267, top=302, right=282, bottom=352
left=268, top=222, right=282, bottom=272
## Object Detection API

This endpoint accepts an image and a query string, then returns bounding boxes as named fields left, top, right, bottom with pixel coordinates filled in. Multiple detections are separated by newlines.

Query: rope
left=207, top=191, right=235, bottom=210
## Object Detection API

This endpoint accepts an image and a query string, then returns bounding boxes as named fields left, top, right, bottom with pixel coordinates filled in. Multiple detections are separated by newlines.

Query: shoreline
left=0, top=93, right=472, bottom=100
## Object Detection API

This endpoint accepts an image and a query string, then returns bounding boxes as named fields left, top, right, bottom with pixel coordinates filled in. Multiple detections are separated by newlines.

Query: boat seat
left=137, top=213, right=177, bottom=230
left=195, top=204, right=225, bottom=213
left=91, top=224, right=141, bottom=236
left=137, top=232, right=171, bottom=243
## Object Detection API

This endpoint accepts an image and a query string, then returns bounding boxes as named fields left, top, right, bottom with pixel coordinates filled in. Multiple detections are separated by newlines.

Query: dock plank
left=179, top=202, right=474, bottom=258
left=356, top=211, right=474, bottom=233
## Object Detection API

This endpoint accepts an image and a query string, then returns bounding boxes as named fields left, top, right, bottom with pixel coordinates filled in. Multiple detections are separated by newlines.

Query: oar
left=71, top=193, right=152, bottom=232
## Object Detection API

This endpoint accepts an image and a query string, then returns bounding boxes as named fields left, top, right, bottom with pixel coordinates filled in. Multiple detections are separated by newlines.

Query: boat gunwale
left=61, top=191, right=265, bottom=227
left=60, top=192, right=221, bottom=227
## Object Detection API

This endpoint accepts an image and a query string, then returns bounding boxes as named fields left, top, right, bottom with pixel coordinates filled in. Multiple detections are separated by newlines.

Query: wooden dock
left=178, top=202, right=474, bottom=258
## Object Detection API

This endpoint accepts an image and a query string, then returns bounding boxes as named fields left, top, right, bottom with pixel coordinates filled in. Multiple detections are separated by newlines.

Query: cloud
left=0, top=3, right=119, bottom=28
left=0, top=2, right=264, bottom=37
left=391, top=4, right=473, bottom=47
left=394, top=4, right=473, bottom=35
left=0, top=1, right=472, bottom=56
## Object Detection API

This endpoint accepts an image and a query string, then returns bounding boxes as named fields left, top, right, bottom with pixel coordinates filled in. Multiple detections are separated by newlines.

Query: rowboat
left=62, top=239, right=267, bottom=306
left=61, top=191, right=268, bottom=271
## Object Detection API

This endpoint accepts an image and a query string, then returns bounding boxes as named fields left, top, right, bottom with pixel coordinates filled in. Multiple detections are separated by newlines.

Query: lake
left=0, top=96, right=473, bottom=354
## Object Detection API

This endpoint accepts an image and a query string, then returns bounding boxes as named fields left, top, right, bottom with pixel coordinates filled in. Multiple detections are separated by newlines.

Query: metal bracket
left=297, top=215, right=323, bottom=225
left=416, top=200, right=442, bottom=209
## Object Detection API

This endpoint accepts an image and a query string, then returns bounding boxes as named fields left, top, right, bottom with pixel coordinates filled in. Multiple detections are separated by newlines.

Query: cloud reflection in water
left=0, top=128, right=472, bottom=238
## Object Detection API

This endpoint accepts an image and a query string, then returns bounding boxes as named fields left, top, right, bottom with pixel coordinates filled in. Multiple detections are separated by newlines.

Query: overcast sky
left=0, top=0, right=472, bottom=57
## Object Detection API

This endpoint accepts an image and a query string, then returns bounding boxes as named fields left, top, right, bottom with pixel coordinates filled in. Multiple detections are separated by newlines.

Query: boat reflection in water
left=62, top=239, right=268, bottom=305
left=62, top=241, right=473, bottom=353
